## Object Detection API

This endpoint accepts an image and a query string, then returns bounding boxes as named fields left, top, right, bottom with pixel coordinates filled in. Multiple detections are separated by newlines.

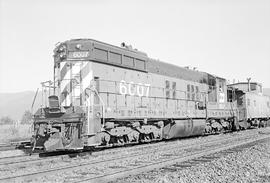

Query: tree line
left=0, top=110, right=32, bottom=125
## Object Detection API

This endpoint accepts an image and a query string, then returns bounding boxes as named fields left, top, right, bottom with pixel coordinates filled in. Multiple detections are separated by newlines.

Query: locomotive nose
left=44, top=132, right=64, bottom=151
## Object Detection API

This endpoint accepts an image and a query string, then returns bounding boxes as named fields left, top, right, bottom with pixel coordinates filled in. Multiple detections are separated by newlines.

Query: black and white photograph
left=0, top=0, right=270, bottom=182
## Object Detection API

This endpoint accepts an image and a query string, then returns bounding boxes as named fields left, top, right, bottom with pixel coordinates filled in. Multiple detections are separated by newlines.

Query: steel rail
left=0, top=131, right=266, bottom=182
left=0, top=130, right=231, bottom=167
left=0, top=130, right=253, bottom=168
left=76, top=135, right=270, bottom=183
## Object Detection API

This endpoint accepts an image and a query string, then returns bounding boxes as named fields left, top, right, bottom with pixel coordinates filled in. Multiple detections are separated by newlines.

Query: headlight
left=76, top=44, right=82, bottom=50
left=60, top=53, right=66, bottom=58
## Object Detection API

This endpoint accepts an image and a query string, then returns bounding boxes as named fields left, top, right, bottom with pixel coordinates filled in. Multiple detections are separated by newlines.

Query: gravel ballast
left=1, top=129, right=269, bottom=182
left=113, top=139, right=270, bottom=183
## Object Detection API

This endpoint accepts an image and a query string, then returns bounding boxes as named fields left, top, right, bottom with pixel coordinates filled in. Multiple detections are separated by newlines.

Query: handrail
left=85, top=87, right=105, bottom=129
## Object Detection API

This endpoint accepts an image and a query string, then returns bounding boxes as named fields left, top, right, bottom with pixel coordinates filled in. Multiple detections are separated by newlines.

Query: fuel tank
left=163, top=119, right=206, bottom=139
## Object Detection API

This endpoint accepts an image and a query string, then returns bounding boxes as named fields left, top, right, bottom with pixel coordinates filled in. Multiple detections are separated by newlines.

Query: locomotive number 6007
left=119, top=80, right=150, bottom=97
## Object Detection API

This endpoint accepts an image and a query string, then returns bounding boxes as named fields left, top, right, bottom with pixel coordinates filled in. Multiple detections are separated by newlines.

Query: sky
left=0, top=0, right=270, bottom=93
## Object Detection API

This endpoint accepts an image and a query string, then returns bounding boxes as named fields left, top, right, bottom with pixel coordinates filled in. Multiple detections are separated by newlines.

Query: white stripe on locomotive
left=60, top=62, right=71, bottom=106
left=72, top=62, right=83, bottom=105
left=59, top=61, right=93, bottom=107
left=81, top=62, right=93, bottom=106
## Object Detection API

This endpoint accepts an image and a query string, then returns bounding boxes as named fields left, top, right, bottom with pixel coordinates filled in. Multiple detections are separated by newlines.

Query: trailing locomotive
left=32, top=39, right=270, bottom=152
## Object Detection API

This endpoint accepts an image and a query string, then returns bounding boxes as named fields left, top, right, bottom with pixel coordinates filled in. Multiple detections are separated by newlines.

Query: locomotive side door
left=235, top=91, right=246, bottom=121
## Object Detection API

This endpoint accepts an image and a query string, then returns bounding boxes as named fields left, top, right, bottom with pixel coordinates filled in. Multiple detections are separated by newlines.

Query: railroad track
left=0, top=140, right=31, bottom=158
left=0, top=128, right=254, bottom=164
left=159, top=137, right=270, bottom=172
left=77, top=133, right=270, bottom=183
left=0, top=128, right=269, bottom=182
left=0, top=144, right=15, bottom=152
left=0, top=134, right=225, bottom=168
left=0, top=140, right=30, bottom=150
left=104, top=136, right=270, bottom=183
left=0, top=130, right=228, bottom=166
left=0, top=128, right=256, bottom=165
left=0, top=129, right=255, bottom=167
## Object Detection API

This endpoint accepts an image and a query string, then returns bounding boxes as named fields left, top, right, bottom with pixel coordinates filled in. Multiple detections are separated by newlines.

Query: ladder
left=71, top=62, right=83, bottom=106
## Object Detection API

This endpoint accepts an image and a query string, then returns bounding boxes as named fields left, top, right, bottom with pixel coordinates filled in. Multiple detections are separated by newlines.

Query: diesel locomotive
left=32, top=39, right=270, bottom=152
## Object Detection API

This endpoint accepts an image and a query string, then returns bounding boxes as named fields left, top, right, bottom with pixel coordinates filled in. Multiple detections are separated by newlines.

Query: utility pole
left=247, top=77, right=251, bottom=92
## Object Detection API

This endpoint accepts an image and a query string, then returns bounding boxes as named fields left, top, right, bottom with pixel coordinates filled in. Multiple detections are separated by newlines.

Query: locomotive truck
left=31, top=39, right=270, bottom=152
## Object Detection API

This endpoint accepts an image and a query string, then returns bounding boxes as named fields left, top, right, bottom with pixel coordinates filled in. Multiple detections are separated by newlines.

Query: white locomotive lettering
left=219, top=92, right=225, bottom=103
left=137, top=83, right=144, bottom=97
left=119, top=80, right=150, bottom=97
left=145, top=84, right=150, bottom=97
left=128, top=81, right=136, bottom=96
left=72, top=51, right=89, bottom=58
left=119, top=80, right=127, bottom=95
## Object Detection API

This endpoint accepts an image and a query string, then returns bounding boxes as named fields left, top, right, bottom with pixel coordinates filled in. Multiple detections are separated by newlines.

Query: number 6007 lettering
left=119, top=80, right=150, bottom=97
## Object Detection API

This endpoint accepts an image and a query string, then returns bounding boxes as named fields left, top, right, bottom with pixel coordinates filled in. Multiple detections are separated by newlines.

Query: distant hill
left=0, top=91, right=42, bottom=121
left=263, top=88, right=270, bottom=96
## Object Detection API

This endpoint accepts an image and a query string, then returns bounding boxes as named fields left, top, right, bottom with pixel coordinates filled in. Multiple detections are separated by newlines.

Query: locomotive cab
left=32, top=40, right=104, bottom=152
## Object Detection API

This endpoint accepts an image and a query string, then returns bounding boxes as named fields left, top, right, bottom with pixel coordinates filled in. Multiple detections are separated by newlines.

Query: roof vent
left=121, top=42, right=133, bottom=50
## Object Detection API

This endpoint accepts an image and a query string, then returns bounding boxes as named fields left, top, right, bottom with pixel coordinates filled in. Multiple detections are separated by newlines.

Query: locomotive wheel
left=117, top=136, right=125, bottom=144
left=149, top=132, right=154, bottom=140
left=138, top=133, right=144, bottom=142
left=109, top=136, right=117, bottom=145
left=100, top=132, right=111, bottom=145
left=127, top=130, right=140, bottom=143
left=123, top=135, right=129, bottom=143
left=259, top=121, right=266, bottom=128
